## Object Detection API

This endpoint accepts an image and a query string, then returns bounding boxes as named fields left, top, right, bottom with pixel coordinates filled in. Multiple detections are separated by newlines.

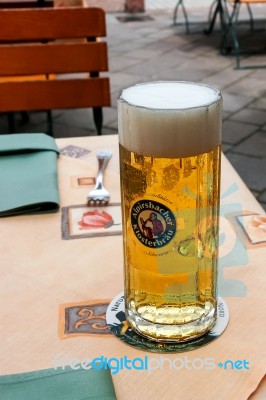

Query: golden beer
left=118, top=81, right=222, bottom=342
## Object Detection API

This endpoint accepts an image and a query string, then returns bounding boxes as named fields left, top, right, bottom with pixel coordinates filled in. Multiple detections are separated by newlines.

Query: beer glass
left=118, top=81, right=222, bottom=342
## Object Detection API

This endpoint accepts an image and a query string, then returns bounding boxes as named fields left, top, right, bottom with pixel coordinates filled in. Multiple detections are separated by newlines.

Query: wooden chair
left=0, top=1, right=54, bottom=131
left=0, top=1, right=53, bottom=8
left=0, top=7, right=110, bottom=135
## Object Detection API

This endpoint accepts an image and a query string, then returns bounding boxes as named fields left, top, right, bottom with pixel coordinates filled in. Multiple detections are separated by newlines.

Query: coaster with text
left=61, top=203, right=122, bottom=240
left=106, top=292, right=229, bottom=353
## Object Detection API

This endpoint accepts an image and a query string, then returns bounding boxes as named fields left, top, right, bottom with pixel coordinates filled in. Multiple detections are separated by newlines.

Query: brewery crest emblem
left=131, top=200, right=176, bottom=248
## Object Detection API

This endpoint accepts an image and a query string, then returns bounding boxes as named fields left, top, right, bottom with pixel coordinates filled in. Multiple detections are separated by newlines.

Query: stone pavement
left=0, top=2, right=265, bottom=210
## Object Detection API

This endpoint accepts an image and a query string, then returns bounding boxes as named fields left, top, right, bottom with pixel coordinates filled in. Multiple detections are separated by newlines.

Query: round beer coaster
left=106, top=292, right=229, bottom=353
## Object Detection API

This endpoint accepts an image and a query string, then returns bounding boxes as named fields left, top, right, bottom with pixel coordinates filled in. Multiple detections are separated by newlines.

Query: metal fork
left=87, top=150, right=112, bottom=204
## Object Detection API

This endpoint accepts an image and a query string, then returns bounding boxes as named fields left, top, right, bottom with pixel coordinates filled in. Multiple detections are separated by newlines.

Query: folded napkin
left=0, top=366, right=116, bottom=400
left=0, top=133, right=60, bottom=217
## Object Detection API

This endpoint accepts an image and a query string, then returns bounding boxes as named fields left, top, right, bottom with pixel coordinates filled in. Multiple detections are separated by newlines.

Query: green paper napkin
left=0, top=133, right=60, bottom=217
left=0, top=366, right=117, bottom=400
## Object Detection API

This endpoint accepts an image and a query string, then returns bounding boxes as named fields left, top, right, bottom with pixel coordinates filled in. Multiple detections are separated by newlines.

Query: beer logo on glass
left=131, top=200, right=176, bottom=248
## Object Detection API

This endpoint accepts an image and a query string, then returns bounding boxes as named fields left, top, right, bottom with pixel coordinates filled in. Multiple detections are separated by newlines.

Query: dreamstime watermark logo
left=53, top=354, right=250, bottom=375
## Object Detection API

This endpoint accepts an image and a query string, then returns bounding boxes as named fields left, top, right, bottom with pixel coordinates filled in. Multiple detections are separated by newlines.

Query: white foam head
left=118, top=81, right=222, bottom=158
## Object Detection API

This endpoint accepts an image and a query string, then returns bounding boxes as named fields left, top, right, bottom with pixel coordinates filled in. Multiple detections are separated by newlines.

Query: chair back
left=0, top=1, right=53, bottom=8
left=0, top=7, right=110, bottom=134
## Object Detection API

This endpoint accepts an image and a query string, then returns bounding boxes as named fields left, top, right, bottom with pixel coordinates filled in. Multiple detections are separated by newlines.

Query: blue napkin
left=0, top=366, right=117, bottom=400
left=0, top=133, right=60, bottom=217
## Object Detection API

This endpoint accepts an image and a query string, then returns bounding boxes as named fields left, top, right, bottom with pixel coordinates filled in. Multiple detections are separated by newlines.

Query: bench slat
left=0, top=42, right=108, bottom=75
left=0, top=78, right=111, bottom=111
left=0, top=1, right=53, bottom=8
left=0, top=8, right=106, bottom=41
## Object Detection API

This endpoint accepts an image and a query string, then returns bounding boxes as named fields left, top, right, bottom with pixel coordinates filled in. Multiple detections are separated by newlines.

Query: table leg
left=173, top=0, right=190, bottom=34
left=204, top=0, right=224, bottom=35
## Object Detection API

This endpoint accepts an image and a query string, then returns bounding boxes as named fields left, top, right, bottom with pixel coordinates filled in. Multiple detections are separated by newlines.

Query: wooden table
left=0, top=135, right=265, bottom=399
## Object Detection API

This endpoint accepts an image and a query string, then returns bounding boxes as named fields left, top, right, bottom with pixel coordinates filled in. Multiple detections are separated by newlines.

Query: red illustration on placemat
left=78, top=210, right=114, bottom=230
left=61, top=203, right=122, bottom=239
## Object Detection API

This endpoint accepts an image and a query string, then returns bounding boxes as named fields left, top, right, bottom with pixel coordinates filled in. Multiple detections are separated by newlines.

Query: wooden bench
left=0, top=1, right=54, bottom=131
left=0, top=1, right=53, bottom=7
left=0, top=7, right=110, bottom=135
